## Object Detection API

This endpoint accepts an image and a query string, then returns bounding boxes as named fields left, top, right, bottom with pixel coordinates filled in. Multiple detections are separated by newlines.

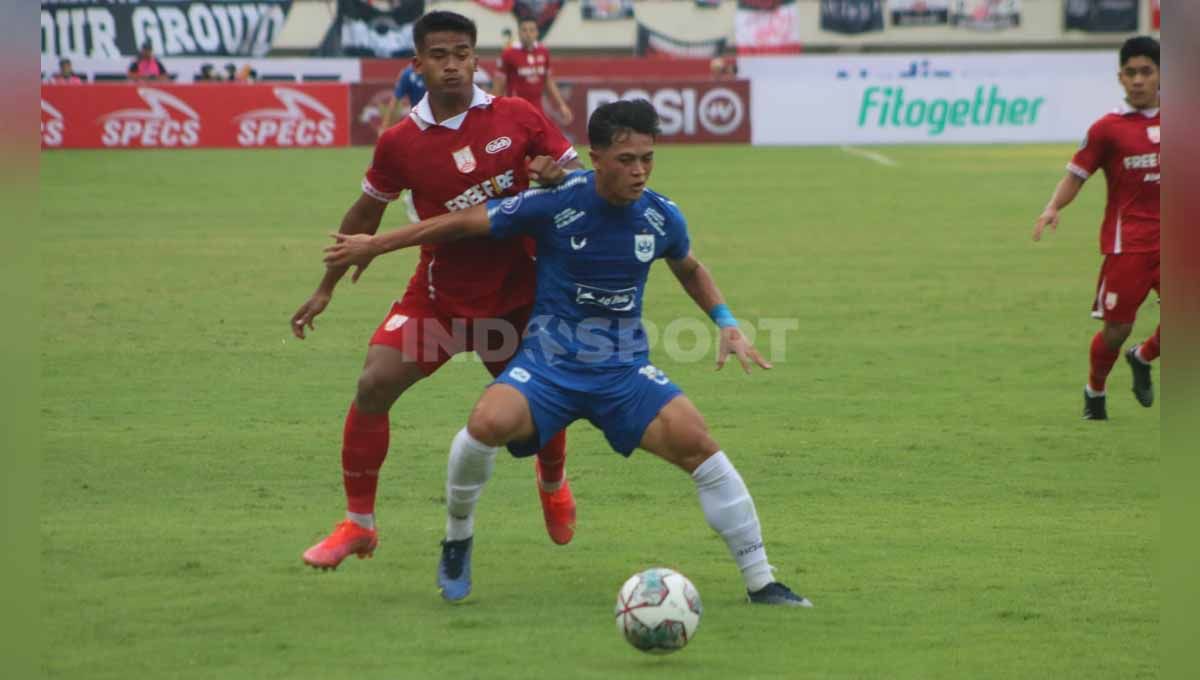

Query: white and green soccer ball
left=614, top=567, right=702, bottom=654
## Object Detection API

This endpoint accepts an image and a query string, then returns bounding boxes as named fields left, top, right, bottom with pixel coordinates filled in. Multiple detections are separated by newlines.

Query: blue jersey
left=487, top=171, right=691, bottom=369
left=394, top=66, right=426, bottom=104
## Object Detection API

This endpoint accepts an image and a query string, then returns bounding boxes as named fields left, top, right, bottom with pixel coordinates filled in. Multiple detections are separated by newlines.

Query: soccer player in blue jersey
left=323, top=99, right=811, bottom=607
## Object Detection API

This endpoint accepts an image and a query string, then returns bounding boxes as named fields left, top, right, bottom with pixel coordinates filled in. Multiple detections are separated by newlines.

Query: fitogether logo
left=99, top=88, right=201, bottom=147
left=236, top=88, right=337, bottom=147
left=858, top=85, right=1046, bottom=137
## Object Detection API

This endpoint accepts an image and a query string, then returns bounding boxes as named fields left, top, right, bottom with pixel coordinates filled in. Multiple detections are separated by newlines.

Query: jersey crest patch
left=1147, top=126, right=1160, bottom=144
left=634, top=234, right=655, bottom=263
left=452, top=146, right=477, bottom=174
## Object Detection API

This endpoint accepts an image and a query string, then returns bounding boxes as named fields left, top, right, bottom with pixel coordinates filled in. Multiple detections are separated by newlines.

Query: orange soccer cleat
left=535, top=459, right=576, bottom=545
left=302, top=520, right=378, bottom=570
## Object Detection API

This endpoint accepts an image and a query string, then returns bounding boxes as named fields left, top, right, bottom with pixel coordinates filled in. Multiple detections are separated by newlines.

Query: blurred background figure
left=195, top=64, right=218, bottom=81
left=493, top=17, right=572, bottom=126
left=709, top=56, right=737, bottom=80
left=50, top=58, right=82, bottom=84
left=379, top=63, right=426, bottom=131
left=128, top=42, right=169, bottom=81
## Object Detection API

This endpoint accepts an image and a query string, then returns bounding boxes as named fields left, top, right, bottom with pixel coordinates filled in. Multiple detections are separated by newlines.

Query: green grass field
left=40, top=144, right=1158, bottom=679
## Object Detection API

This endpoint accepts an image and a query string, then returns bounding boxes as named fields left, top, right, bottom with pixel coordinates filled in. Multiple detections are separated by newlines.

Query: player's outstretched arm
left=322, top=204, right=492, bottom=277
left=1033, top=173, right=1086, bottom=241
left=290, top=193, right=388, bottom=339
left=667, top=252, right=772, bottom=374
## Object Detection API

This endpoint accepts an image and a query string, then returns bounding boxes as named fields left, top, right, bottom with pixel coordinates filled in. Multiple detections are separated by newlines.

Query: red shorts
left=369, top=288, right=531, bottom=378
left=1091, top=252, right=1159, bottom=324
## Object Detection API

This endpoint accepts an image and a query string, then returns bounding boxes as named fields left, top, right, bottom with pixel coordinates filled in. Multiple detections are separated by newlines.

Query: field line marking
left=840, top=146, right=899, bottom=167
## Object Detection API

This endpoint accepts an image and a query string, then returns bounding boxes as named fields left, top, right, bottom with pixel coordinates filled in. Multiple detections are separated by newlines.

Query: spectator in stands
left=494, top=18, right=573, bottom=125
left=225, top=63, right=238, bottom=81
left=128, top=42, right=169, bottom=81
left=710, top=56, right=737, bottom=80
left=50, top=58, right=83, bottom=84
left=196, top=64, right=218, bottom=81
left=235, top=64, right=258, bottom=82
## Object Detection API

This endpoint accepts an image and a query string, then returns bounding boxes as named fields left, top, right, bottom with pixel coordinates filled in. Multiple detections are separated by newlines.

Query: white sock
left=346, top=512, right=375, bottom=530
left=445, top=428, right=498, bottom=541
left=1133, top=344, right=1152, bottom=365
left=691, top=451, right=774, bottom=592
left=1085, top=384, right=1106, bottom=398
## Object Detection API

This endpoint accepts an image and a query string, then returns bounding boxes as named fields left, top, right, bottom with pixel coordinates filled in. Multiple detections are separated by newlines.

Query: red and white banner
left=559, top=79, right=751, bottom=144
left=41, top=83, right=349, bottom=149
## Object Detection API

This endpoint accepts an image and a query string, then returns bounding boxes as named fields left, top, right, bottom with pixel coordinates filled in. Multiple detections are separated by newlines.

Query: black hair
left=588, top=99, right=661, bottom=149
left=59, top=58, right=71, bottom=67
left=413, top=11, right=477, bottom=52
left=1120, top=36, right=1159, bottom=67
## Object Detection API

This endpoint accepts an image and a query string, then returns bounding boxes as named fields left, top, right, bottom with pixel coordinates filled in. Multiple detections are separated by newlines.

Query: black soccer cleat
left=747, top=582, right=813, bottom=608
left=1082, top=389, right=1108, bottom=420
left=1125, top=347, right=1154, bottom=407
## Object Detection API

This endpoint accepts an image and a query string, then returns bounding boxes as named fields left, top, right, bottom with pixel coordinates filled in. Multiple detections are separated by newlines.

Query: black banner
left=635, top=23, right=726, bottom=58
left=319, top=0, right=425, bottom=58
left=1064, top=0, right=1139, bottom=33
left=40, top=1, right=293, bottom=58
left=513, top=0, right=566, bottom=40
left=820, top=0, right=884, bottom=34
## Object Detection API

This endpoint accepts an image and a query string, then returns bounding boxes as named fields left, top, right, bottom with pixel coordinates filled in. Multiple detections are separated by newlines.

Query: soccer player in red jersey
left=1033, top=36, right=1161, bottom=420
left=292, top=11, right=584, bottom=569
left=493, top=17, right=573, bottom=126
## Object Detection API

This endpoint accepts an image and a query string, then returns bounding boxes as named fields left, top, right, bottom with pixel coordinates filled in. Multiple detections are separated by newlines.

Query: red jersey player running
left=493, top=17, right=573, bottom=126
left=292, top=11, right=584, bottom=569
left=1033, top=36, right=1161, bottom=420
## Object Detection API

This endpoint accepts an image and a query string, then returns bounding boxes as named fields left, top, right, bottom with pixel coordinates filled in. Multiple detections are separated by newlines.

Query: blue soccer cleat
left=747, top=582, right=814, bottom=608
left=437, top=537, right=473, bottom=602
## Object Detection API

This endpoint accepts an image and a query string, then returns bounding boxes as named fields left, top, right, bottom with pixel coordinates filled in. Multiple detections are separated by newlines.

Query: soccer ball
left=614, top=567, right=702, bottom=654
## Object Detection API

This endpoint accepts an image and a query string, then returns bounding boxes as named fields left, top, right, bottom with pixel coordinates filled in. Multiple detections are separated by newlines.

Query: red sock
left=1137, top=325, right=1161, bottom=362
left=1088, top=332, right=1120, bottom=393
left=342, top=402, right=390, bottom=515
left=536, top=430, right=567, bottom=485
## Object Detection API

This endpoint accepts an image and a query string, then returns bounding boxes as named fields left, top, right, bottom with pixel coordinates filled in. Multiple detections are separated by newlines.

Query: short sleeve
left=519, top=99, right=576, bottom=166
left=487, top=187, right=561, bottom=241
left=362, top=129, right=407, bottom=202
left=1068, top=119, right=1109, bottom=180
left=662, top=201, right=691, bottom=260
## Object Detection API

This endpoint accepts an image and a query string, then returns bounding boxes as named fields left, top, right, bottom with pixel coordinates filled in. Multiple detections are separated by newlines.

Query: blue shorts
left=494, top=355, right=683, bottom=457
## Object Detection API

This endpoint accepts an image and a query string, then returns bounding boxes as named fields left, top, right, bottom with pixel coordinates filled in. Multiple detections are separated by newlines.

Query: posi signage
left=561, top=79, right=751, bottom=143
left=40, top=83, right=349, bottom=149
left=740, top=52, right=1122, bottom=145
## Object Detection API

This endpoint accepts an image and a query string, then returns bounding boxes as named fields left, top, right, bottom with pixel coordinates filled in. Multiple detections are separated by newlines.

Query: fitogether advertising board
left=41, top=83, right=349, bottom=149
left=740, top=52, right=1124, bottom=145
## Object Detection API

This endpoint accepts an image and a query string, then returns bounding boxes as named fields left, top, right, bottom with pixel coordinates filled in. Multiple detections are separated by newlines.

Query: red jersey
left=362, top=86, right=577, bottom=318
left=1068, top=103, right=1160, bottom=254
left=498, top=42, right=551, bottom=110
